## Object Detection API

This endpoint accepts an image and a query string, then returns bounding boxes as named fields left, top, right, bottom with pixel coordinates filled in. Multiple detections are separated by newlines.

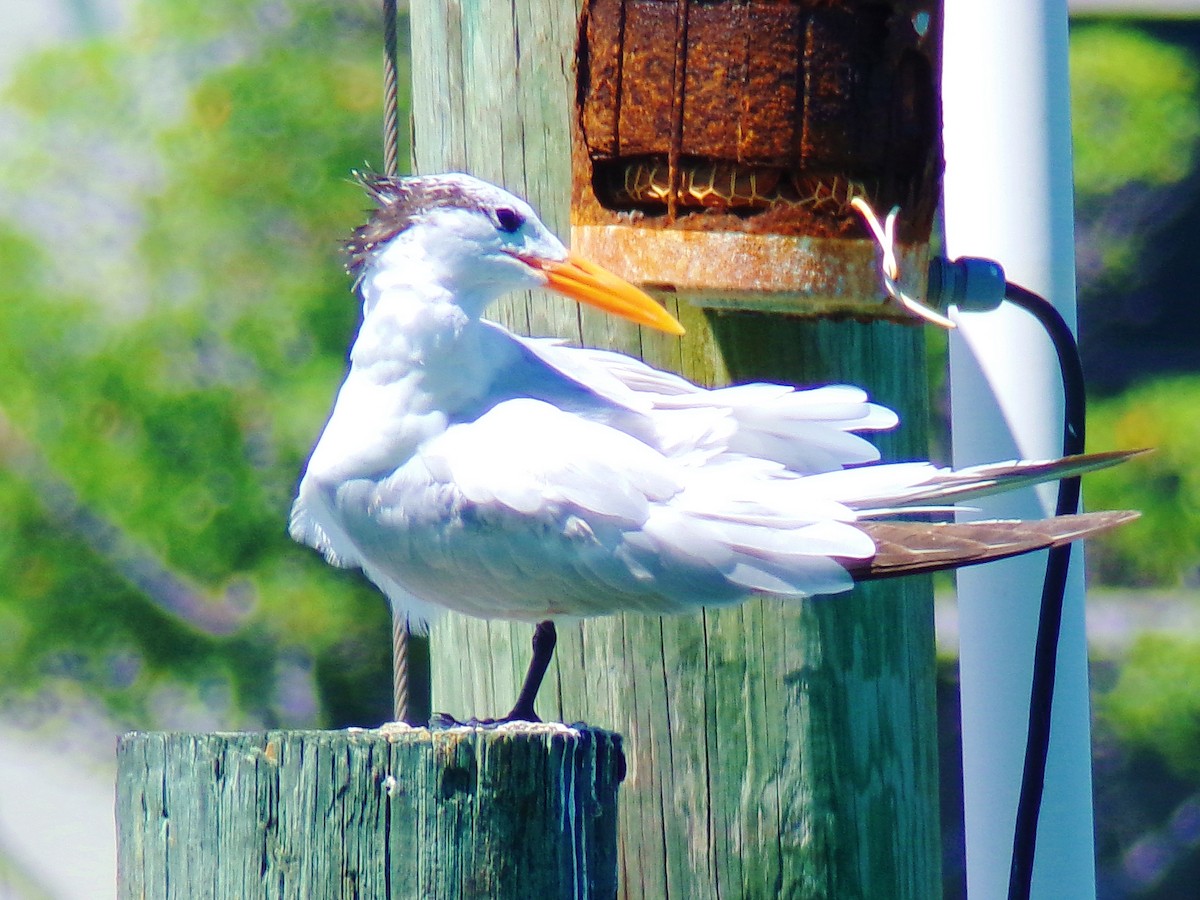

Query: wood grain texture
left=410, top=3, right=941, bottom=897
left=116, top=726, right=624, bottom=899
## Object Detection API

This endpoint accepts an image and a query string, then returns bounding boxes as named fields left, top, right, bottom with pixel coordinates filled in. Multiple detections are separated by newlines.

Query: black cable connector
left=926, top=255, right=1008, bottom=313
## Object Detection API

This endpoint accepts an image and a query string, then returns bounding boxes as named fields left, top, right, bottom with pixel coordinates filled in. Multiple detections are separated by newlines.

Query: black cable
left=1001, top=282, right=1087, bottom=900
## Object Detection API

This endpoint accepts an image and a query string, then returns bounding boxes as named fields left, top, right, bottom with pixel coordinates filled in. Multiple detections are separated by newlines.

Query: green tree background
left=0, top=0, right=403, bottom=733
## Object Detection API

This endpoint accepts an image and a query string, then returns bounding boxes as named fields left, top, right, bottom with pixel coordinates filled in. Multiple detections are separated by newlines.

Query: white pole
left=942, top=2, right=1096, bottom=899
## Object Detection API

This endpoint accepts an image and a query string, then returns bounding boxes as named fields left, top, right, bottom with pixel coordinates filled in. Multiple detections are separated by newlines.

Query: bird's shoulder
left=474, top=321, right=651, bottom=416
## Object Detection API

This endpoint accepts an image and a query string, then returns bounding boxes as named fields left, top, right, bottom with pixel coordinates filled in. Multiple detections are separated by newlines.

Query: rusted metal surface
left=574, top=0, right=941, bottom=240
left=570, top=0, right=941, bottom=315
left=571, top=223, right=929, bottom=319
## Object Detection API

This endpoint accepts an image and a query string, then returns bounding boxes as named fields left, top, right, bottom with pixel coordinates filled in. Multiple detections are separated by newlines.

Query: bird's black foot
left=427, top=620, right=557, bottom=727
left=428, top=709, right=541, bottom=728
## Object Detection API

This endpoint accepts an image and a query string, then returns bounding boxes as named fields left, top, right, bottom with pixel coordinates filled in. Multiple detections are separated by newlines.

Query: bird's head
left=347, top=172, right=684, bottom=335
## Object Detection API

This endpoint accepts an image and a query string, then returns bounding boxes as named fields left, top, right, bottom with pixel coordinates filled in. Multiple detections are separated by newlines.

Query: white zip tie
left=850, top=196, right=956, bottom=330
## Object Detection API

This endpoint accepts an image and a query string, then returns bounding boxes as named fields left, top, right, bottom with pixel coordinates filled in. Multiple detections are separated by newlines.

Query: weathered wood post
left=117, top=725, right=624, bottom=898
left=412, top=1, right=943, bottom=897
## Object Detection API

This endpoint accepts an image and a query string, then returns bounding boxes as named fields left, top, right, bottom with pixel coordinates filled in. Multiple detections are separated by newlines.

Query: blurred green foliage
left=1072, top=25, right=1200, bottom=198
left=1087, top=375, right=1200, bottom=795
left=0, top=0, right=404, bottom=729
left=1067, top=28, right=1200, bottom=829
left=1070, top=24, right=1200, bottom=297
left=1086, top=377, right=1200, bottom=587
left=1101, top=633, right=1200, bottom=781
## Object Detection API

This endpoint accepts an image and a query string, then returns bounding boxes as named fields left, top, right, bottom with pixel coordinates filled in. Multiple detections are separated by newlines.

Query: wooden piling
left=410, top=2, right=943, bottom=897
left=116, top=724, right=624, bottom=899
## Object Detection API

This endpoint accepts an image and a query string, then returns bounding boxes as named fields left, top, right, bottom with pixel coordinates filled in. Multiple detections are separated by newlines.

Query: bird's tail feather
left=849, top=448, right=1147, bottom=514
left=842, top=510, right=1140, bottom=581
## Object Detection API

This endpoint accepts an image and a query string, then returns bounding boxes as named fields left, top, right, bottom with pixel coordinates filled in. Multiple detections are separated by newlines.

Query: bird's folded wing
left=514, top=332, right=900, bottom=474
left=426, top=397, right=682, bottom=520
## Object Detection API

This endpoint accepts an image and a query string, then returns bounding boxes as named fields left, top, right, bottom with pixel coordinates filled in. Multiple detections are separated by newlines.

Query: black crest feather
left=345, top=171, right=504, bottom=278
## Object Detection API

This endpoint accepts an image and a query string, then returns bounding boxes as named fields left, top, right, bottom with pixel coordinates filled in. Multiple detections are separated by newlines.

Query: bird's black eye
left=494, top=207, right=524, bottom=233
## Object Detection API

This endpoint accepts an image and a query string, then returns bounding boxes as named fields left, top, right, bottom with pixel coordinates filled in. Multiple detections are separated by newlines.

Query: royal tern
left=291, top=172, right=1135, bottom=721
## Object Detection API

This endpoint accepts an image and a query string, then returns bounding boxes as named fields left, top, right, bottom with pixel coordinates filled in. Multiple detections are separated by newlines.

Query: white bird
left=291, top=172, right=1135, bottom=721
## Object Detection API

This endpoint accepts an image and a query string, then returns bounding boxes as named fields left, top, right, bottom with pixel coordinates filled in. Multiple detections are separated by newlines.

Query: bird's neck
left=352, top=240, right=504, bottom=362
left=352, top=263, right=517, bottom=421
left=353, top=279, right=481, bottom=372
left=304, top=280, right=499, bottom=486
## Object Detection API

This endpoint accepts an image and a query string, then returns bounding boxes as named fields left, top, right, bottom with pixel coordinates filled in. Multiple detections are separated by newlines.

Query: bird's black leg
left=503, top=620, right=557, bottom=723
left=428, top=620, right=557, bottom=727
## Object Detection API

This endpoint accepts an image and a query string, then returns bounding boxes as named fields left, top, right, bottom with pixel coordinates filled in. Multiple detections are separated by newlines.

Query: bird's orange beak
left=530, top=252, right=685, bottom=336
